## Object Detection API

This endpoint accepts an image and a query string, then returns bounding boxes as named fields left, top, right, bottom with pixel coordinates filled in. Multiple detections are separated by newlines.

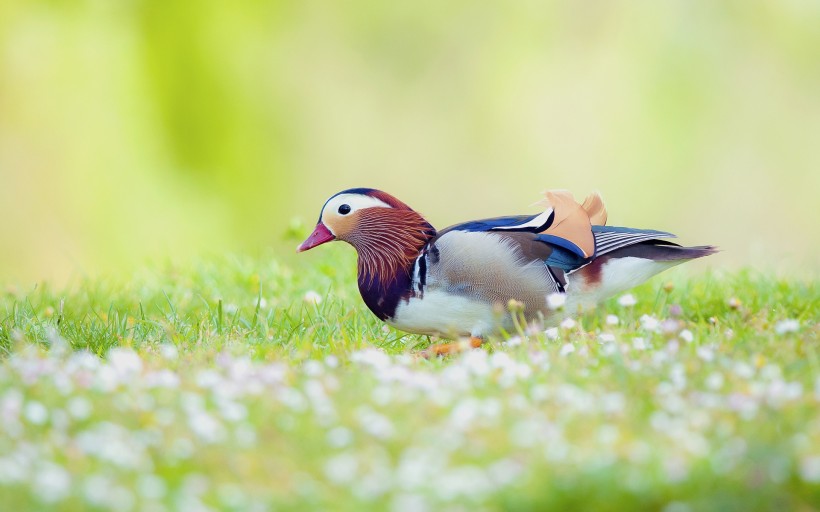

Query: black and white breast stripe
left=411, top=247, right=430, bottom=296
left=593, top=231, right=675, bottom=257
left=545, top=265, right=566, bottom=293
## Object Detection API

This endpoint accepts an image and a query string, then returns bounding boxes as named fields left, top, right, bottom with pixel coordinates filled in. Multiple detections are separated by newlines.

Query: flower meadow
left=0, top=254, right=818, bottom=511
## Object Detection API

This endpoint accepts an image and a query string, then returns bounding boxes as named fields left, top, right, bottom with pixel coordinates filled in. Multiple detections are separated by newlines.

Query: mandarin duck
left=298, top=188, right=715, bottom=354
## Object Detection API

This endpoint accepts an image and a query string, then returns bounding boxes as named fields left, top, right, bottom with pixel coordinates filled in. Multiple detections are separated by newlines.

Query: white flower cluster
left=0, top=310, right=816, bottom=510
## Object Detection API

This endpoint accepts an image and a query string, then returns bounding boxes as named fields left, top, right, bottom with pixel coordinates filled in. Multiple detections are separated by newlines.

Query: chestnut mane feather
left=346, top=207, right=435, bottom=288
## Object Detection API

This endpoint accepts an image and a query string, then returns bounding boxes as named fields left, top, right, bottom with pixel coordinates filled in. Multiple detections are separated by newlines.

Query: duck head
left=298, top=188, right=436, bottom=285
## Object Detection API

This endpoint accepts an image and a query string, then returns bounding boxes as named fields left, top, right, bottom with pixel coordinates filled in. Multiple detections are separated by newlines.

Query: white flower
left=234, top=423, right=257, bottom=448
left=303, top=291, right=323, bottom=305
left=706, top=372, right=724, bottom=390
left=24, top=401, right=48, bottom=425
left=278, top=388, right=307, bottom=411
left=679, top=329, right=694, bottom=343
left=435, top=466, right=492, bottom=500
left=391, top=493, right=430, bottom=512
left=448, top=399, right=481, bottom=430
left=324, top=453, right=358, bottom=484
left=486, top=459, right=524, bottom=487
left=1, top=389, right=23, bottom=421
left=640, top=315, right=660, bottom=332
left=33, top=463, right=71, bottom=503
left=606, top=314, right=620, bottom=326
left=546, top=293, right=566, bottom=310
left=618, top=293, right=637, bottom=307
left=800, top=456, right=820, bottom=483
left=303, top=360, right=324, bottom=377
left=632, top=337, right=648, bottom=350
left=774, top=319, right=800, bottom=335
left=145, top=370, right=180, bottom=389
left=661, top=319, right=680, bottom=334
left=733, top=362, right=754, bottom=378
left=461, top=350, right=490, bottom=376
left=68, top=351, right=100, bottom=372
left=601, top=392, right=626, bottom=414
left=765, top=380, right=803, bottom=406
left=106, top=487, right=136, bottom=512
left=76, top=423, right=149, bottom=469
left=217, top=401, right=247, bottom=423
left=504, top=336, right=523, bottom=347
left=350, top=349, right=392, bottom=369
left=326, top=426, right=353, bottom=448
left=45, top=327, right=69, bottom=355
left=195, top=369, right=222, bottom=389
left=218, top=484, right=247, bottom=508
left=95, top=366, right=119, bottom=392
left=601, top=342, right=617, bottom=355
left=107, top=348, right=143, bottom=378
left=67, top=397, right=92, bottom=420
left=489, top=352, right=513, bottom=370
left=0, top=455, right=26, bottom=484
left=83, top=474, right=113, bottom=506
left=188, top=411, right=226, bottom=443
left=160, top=344, right=179, bottom=360
left=696, top=346, right=714, bottom=362
left=599, top=333, right=616, bottom=343
left=560, top=343, right=575, bottom=356
left=597, top=425, right=620, bottom=445
left=355, top=407, right=394, bottom=439
left=761, top=364, right=782, bottom=380
left=370, top=386, right=393, bottom=406
left=560, top=318, right=576, bottom=330
left=544, top=327, right=559, bottom=340
left=137, top=474, right=167, bottom=500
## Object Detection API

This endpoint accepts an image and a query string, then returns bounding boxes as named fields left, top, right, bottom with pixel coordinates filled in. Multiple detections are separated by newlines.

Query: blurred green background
left=1, top=0, right=818, bottom=284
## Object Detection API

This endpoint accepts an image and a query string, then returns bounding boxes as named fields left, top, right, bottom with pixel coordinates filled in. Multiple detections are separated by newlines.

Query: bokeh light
left=1, top=1, right=818, bottom=283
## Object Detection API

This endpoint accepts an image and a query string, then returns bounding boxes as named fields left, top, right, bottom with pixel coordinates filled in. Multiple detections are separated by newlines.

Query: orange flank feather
left=535, top=190, right=596, bottom=258
left=581, top=191, right=608, bottom=226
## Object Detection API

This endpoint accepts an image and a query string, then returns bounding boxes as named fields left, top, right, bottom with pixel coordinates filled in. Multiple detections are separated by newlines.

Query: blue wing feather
left=535, top=233, right=587, bottom=262
left=442, top=215, right=592, bottom=271
left=443, top=214, right=541, bottom=233
left=542, top=245, right=589, bottom=270
left=441, top=219, right=679, bottom=273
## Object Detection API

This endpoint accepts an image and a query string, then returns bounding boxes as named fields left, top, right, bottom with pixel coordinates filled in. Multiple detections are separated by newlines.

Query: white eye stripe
left=323, top=194, right=391, bottom=216
left=320, top=193, right=392, bottom=233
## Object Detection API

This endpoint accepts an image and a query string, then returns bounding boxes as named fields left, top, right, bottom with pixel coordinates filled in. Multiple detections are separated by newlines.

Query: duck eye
left=338, top=204, right=351, bottom=215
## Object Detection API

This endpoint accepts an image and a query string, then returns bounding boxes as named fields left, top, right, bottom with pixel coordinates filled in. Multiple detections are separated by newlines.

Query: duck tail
left=607, top=242, right=719, bottom=262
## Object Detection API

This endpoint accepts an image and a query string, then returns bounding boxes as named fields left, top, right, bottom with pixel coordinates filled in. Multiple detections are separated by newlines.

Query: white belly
left=388, top=289, right=497, bottom=338
left=565, top=256, right=682, bottom=313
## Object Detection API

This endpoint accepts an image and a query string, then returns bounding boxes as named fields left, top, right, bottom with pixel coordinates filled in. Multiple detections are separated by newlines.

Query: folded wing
left=439, top=189, right=687, bottom=274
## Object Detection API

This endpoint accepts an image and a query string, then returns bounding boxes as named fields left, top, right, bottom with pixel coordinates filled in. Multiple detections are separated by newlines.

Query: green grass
left=0, top=252, right=818, bottom=511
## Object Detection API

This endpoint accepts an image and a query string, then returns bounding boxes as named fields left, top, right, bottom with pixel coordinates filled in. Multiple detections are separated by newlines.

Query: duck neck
left=345, top=209, right=436, bottom=320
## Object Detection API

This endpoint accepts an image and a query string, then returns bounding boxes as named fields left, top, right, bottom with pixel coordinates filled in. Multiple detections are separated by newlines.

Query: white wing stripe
left=492, top=208, right=554, bottom=231
left=594, top=232, right=670, bottom=256
left=596, top=237, right=657, bottom=250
